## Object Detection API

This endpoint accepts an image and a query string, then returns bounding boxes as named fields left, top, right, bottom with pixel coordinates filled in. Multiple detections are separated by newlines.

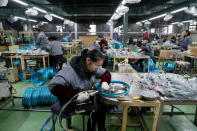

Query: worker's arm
left=48, top=75, right=79, bottom=101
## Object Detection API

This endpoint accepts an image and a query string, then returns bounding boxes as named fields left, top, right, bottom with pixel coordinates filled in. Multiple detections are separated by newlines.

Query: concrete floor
left=0, top=59, right=197, bottom=131
left=0, top=80, right=197, bottom=131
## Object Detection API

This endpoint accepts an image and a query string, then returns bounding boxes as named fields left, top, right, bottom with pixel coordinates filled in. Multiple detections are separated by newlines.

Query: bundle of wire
left=96, top=80, right=130, bottom=98
left=20, top=67, right=56, bottom=86
left=22, top=86, right=58, bottom=108
left=20, top=68, right=35, bottom=82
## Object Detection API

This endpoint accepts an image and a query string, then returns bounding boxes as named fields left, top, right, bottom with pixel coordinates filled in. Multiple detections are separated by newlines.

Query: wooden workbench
left=8, top=54, right=50, bottom=70
left=108, top=55, right=150, bottom=72
left=100, top=73, right=161, bottom=131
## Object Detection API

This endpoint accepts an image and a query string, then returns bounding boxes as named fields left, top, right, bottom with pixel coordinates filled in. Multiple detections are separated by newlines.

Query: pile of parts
left=136, top=73, right=197, bottom=99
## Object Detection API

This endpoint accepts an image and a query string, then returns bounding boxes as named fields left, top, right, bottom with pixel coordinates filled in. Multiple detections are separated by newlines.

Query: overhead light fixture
left=149, top=13, right=166, bottom=21
left=136, top=22, right=142, bottom=26
left=171, top=22, right=179, bottom=25
left=184, top=6, right=197, bottom=14
left=25, top=7, right=38, bottom=16
left=51, top=14, right=64, bottom=20
left=111, top=13, right=121, bottom=20
left=182, top=20, right=192, bottom=23
left=7, top=16, right=18, bottom=23
left=116, top=5, right=129, bottom=15
left=171, top=7, right=187, bottom=14
left=41, top=21, right=48, bottom=24
left=15, top=16, right=26, bottom=20
left=28, top=19, right=37, bottom=22
left=14, top=16, right=37, bottom=22
left=13, top=0, right=28, bottom=6
left=141, top=20, right=148, bottom=23
left=107, top=20, right=113, bottom=25
left=164, top=13, right=173, bottom=22
left=34, top=7, right=47, bottom=13
left=44, top=14, right=53, bottom=21
left=0, top=0, right=8, bottom=7
left=177, top=22, right=184, bottom=27
left=145, top=20, right=151, bottom=25
left=122, top=0, right=141, bottom=5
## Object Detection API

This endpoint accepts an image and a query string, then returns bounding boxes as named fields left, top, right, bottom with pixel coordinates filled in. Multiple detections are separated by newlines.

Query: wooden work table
left=100, top=73, right=161, bottom=131
left=2, top=52, right=50, bottom=70
left=108, top=54, right=150, bottom=72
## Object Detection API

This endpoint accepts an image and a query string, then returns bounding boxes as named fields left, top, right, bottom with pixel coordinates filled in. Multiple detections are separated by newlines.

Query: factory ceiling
left=0, top=0, right=196, bottom=25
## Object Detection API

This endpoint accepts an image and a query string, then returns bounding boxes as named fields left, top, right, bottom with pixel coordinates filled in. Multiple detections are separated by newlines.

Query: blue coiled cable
left=20, top=68, right=35, bottom=82
left=22, top=86, right=58, bottom=108
left=96, top=80, right=130, bottom=98
left=32, top=69, right=48, bottom=86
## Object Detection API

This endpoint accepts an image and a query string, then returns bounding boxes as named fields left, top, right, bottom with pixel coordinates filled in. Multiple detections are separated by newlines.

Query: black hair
left=143, top=38, right=150, bottom=42
left=98, top=35, right=104, bottom=39
left=171, top=36, right=176, bottom=40
left=81, top=49, right=104, bottom=62
left=185, top=30, right=190, bottom=36
left=34, top=28, right=41, bottom=32
left=48, top=36, right=57, bottom=41
left=99, top=39, right=108, bottom=46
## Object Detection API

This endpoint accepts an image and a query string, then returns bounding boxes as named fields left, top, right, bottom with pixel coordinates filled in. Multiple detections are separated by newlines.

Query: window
left=151, top=28, right=155, bottom=33
left=168, top=25, right=173, bottom=34
left=88, top=24, right=96, bottom=35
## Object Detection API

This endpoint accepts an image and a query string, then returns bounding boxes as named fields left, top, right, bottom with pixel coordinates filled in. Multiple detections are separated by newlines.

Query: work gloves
left=101, top=82, right=110, bottom=90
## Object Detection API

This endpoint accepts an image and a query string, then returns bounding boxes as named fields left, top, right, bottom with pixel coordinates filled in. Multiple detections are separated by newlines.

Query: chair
left=51, top=96, right=96, bottom=131
left=158, top=50, right=174, bottom=68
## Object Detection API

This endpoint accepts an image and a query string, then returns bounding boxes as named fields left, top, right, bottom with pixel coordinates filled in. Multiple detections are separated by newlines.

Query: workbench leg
left=10, top=57, right=14, bottom=68
left=148, top=58, right=150, bottom=73
left=113, top=58, right=116, bottom=71
left=143, top=59, right=146, bottom=72
left=156, top=104, right=163, bottom=131
left=48, top=56, right=50, bottom=67
left=121, top=106, right=128, bottom=131
left=194, top=106, right=197, bottom=126
left=43, top=57, right=46, bottom=69
left=152, top=104, right=161, bottom=131
left=21, top=57, right=25, bottom=70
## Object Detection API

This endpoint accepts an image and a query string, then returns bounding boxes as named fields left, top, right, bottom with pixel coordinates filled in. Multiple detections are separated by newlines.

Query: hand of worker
left=101, top=82, right=110, bottom=90
left=76, top=92, right=90, bottom=102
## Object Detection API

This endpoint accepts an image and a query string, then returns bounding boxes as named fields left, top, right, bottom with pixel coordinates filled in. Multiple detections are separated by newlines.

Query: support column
left=123, top=12, right=128, bottom=47
left=74, top=23, right=78, bottom=39
left=23, top=24, right=28, bottom=31
left=110, top=22, right=114, bottom=39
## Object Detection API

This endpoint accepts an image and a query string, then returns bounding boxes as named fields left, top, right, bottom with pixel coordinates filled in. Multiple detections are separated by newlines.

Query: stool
left=174, top=61, right=190, bottom=74
left=51, top=102, right=86, bottom=131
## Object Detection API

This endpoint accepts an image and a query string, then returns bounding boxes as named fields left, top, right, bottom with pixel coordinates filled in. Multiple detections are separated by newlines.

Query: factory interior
left=1, top=0, right=197, bottom=131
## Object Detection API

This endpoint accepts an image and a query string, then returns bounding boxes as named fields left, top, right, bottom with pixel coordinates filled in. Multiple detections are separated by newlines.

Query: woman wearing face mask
left=48, top=49, right=111, bottom=131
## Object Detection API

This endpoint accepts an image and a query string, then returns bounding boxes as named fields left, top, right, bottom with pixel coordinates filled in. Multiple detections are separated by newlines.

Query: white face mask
left=92, top=64, right=102, bottom=72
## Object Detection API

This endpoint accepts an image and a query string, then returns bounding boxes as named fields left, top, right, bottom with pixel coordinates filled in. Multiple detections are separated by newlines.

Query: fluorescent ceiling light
left=15, top=16, right=37, bottom=22
left=34, top=7, right=47, bottom=13
left=116, top=5, right=129, bottom=15
left=122, top=0, right=141, bottom=5
left=13, top=0, right=28, bottom=6
left=194, top=14, right=197, bottom=16
left=171, top=7, right=187, bottom=14
left=141, top=20, right=148, bottom=23
left=51, top=14, right=64, bottom=20
left=28, top=19, right=37, bottom=22
left=171, top=22, right=179, bottom=25
left=15, top=16, right=26, bottom=20
left=182, top=20, right=192, bottom=23
left=149, top=14, right=166, bottom=21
